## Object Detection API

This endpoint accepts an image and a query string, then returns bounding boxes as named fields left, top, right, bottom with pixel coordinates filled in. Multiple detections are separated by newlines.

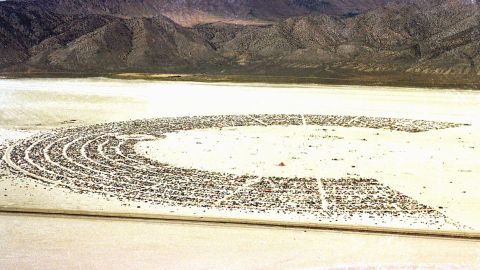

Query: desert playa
left=0, top=78, right=479, bottom=268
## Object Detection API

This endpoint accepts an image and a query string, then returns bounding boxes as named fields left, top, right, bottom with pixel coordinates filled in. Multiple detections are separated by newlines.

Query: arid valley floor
left=0, top=78, right=479, bottom=269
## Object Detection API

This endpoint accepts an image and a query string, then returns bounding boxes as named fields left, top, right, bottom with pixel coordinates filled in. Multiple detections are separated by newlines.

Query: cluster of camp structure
left=0, top=114, right=466, bottom=228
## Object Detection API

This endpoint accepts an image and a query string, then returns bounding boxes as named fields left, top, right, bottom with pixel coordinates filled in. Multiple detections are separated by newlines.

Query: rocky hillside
left=1, top=0, right=479, bottom=86
left=0, top=2, right=224, bottom=72
left=13, top=0, right=396, bottom=26
left=196, top=0, right=480, bottom=76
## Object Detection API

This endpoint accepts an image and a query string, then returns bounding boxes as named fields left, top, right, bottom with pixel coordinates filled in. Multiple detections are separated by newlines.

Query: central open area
left=137, top=122, right=480, bottom=229
left=138, top=124, right=477, bottom=180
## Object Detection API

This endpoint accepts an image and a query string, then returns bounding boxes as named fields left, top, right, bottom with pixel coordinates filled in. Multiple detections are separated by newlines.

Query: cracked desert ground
left=0, top=78, right=479, bottom=269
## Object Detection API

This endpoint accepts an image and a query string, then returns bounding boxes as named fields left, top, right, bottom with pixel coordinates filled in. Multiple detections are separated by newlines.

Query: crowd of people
left=1, top=114, right=464, bottom=228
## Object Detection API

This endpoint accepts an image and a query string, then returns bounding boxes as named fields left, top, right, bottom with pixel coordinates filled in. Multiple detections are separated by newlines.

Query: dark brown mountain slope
left=13, top=0, right=397, bottom=26
left=36, top=16, right=222, bottom=72
left=1, top=0, right=479, bottom=88
left=194, top=0, right=480, bottom=76
left=0, top=3, right=223, bottom=72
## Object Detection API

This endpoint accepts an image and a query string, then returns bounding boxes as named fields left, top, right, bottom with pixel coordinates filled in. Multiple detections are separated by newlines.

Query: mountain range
left=1, top=0, right=479, bottom=87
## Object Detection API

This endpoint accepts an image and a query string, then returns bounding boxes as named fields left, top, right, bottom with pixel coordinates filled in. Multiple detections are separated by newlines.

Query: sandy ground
left=1, top=213, right=480, bottom=270
left=1, top=78, right=480, bottom=268
left=1, top=78, right=479, bottom=129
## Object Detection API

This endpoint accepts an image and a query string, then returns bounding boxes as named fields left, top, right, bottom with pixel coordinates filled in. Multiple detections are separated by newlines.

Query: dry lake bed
left=0, top=78, right=479, bottom=269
